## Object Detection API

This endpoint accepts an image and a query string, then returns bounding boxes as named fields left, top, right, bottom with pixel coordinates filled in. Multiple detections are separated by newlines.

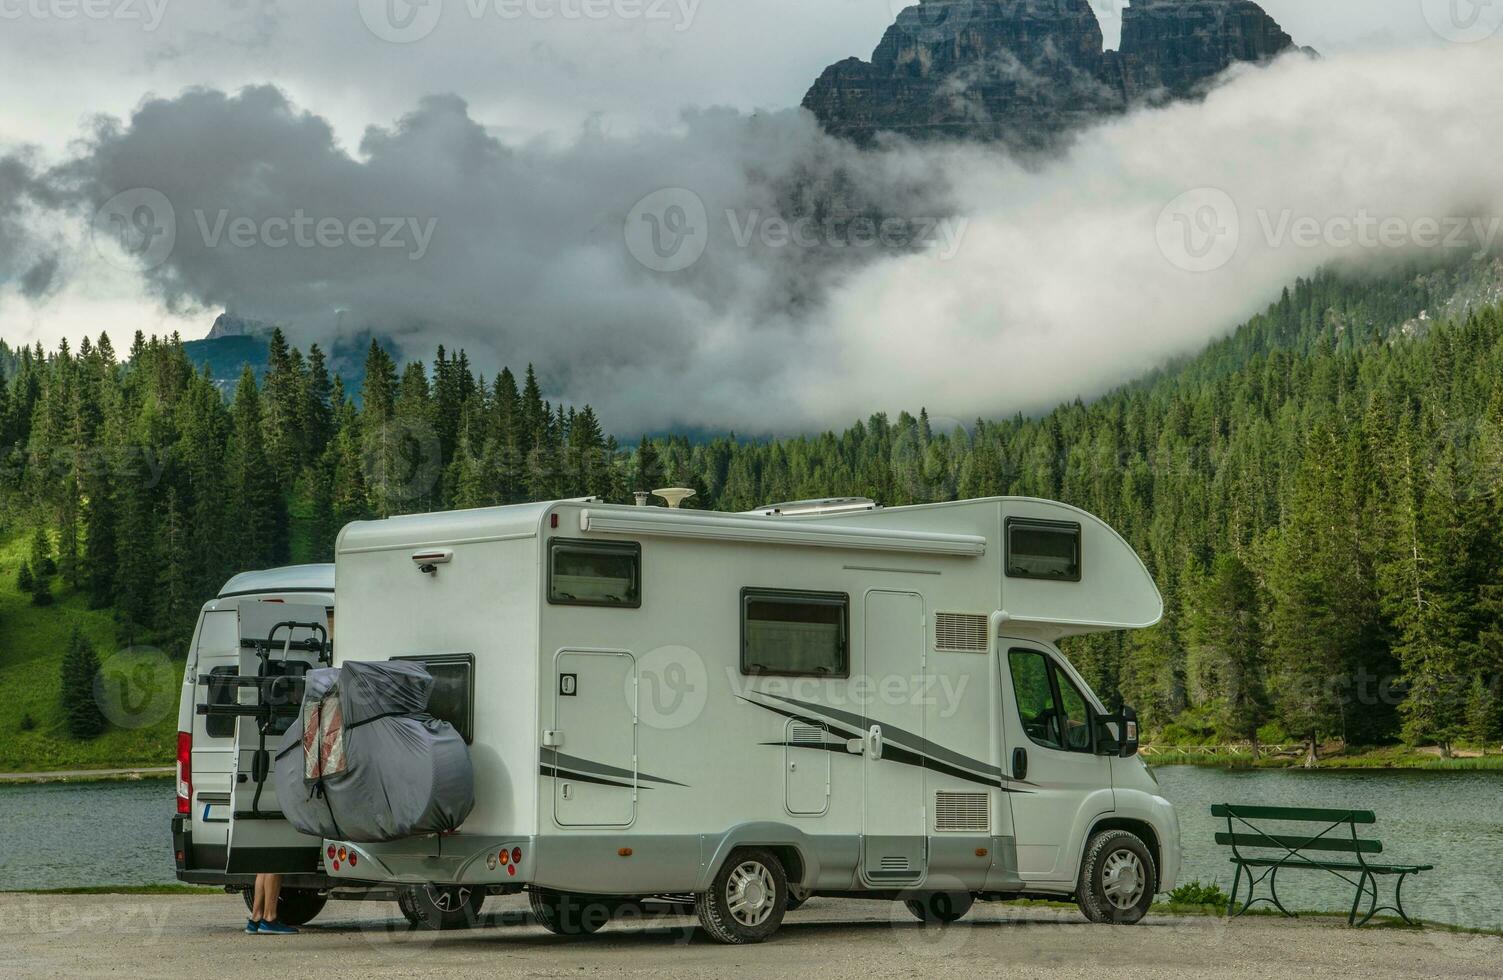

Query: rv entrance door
left=225, top=600, right=329, bottom=874
left=1001, top=640, right=1113, bottom=883
left=860, top=590, right=928, bottom=886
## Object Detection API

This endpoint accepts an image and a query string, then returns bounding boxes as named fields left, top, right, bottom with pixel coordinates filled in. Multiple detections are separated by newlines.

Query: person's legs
left=247, top=875, right=266, bottom=932
left=262, top=874, right=283, bottom=922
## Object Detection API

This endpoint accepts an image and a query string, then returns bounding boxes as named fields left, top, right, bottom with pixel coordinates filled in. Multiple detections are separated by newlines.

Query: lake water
left=2, top=768, right=1500, bottom=931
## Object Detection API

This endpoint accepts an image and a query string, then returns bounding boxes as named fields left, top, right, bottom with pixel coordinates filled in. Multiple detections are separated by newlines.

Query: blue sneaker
left=245, top=919, right=259, bottom=934
left=257, top=921, right=299, bottom=935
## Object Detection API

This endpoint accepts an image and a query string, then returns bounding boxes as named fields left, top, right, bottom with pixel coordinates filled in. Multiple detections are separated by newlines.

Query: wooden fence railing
left=1139, top=743, right=1304, bottom=758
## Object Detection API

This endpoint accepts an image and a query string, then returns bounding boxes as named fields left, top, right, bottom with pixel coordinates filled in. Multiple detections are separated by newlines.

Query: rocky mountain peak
left=802, top=0, right=1308, bottom=150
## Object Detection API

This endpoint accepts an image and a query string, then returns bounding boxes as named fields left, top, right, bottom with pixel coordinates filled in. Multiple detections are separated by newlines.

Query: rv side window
left=741, top=589, right=849, bottom=678
left=396, top=654, right=474, bottom=744
left=1005, top=518, right=1081, bottom=581
left=548, top=539, right=641, bottom=608
left=204, top=666, right=238, bottom=739
left=1009, top=648, right=1096, bottom=754
left=1009, top=650, right=1063, bottom=750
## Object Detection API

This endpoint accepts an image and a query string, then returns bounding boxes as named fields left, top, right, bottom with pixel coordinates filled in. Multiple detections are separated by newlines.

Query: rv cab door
left=1000, top=640, right=1114, bottom=884
left=225, top=600, right=329, bottom=875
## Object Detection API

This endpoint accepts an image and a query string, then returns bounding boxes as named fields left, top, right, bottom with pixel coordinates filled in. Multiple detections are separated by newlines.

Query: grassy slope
left=0, top=531, right=179, bottom=772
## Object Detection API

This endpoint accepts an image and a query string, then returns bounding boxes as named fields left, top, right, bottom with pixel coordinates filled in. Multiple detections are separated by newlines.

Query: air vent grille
left=935, top=791, right=990, bottom=832
left=935, top=612, right=988, bottom=653
left=879, top=856, right=910, bottom=872
left=790, top=723, right=825, bottom=745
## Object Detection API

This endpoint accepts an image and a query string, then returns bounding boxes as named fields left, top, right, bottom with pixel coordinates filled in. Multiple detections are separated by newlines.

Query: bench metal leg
left=1348, top=872, right=1375, bottom=927
left=1268, top=866, right=1297, bottom=919
left=1394, top=873, right=1416, bottom=926
left=1227, top=863, right=1243, bottom=918
left=1350, top=872, right=1419, bottom=928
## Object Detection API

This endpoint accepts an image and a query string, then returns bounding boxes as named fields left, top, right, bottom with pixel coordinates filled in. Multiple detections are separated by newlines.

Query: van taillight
left=176, top=731, right=192, bottom=815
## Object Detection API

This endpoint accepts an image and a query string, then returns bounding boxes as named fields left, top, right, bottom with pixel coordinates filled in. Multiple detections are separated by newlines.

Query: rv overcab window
left=548, top=539, right=641, bottom=607
left=741, top=589, right=849, bottom=678
left=1005, top=518, right=1082, bottom=582
left=396, top=654, right=474, bottom=744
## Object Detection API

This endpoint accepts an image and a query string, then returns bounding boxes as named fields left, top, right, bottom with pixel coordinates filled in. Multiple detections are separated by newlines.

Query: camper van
left=310, top=495, right=1179, bottom=943
left=170, top=565, right=364, bottom=925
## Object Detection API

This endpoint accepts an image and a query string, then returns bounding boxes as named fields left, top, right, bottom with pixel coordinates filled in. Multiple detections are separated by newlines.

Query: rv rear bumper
left=324, top=835, right=537, bottom=889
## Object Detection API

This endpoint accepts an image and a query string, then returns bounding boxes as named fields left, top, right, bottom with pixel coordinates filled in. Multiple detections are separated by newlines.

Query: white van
left=308, top=495, right=1181, bottom=943
left=171, top=565, right=355, bottom=925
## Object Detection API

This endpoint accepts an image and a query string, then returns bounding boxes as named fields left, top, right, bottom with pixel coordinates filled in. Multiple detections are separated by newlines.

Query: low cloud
left=8, top=40, right=1503, bottom=432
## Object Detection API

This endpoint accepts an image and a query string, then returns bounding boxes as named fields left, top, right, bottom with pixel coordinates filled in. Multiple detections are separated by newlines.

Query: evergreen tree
left=1186, top=553, right=1269, bottom=745
left=60, top=627, right=107, bottom=739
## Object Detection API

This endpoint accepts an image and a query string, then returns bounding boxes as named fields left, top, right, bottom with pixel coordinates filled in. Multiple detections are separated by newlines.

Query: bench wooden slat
left=1231, top=858, right=1433, bottom=873
left=1211, top=804, right=1377, bottom=824
left=1214, top=832, right=1383, bottom=854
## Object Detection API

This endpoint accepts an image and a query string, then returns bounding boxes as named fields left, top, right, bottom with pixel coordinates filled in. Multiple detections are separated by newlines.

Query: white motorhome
left=316, top=495, right=1180, bottom=942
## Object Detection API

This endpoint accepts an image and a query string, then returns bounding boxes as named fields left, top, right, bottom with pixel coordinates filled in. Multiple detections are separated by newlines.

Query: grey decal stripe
left=544, top=751, right=687, bottom=787
left=753, top=692, right=1007, bottom=781
left=539, top=765, right=638, bottom=790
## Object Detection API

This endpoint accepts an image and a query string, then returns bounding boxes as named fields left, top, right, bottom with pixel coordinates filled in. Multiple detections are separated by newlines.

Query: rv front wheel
left=696, top=847, right=788, bottom=944
left=1076, top=829, right=1155, bottom=925
left=529, top=888, right=615, bottom=936
left=398, top=884, right=485, bottom=930
left=904, top=891, right=974, bottom=924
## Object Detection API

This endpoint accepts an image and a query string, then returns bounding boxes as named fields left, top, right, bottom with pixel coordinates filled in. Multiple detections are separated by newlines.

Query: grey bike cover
left=275, top=660, right=474, bottom=842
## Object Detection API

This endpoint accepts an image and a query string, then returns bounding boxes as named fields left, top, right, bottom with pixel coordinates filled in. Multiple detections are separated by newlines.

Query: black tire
left=529, top=888, right=616, bottom=936
left=241, top=887, right=328, bottom=927
left=695, top=847, right=788, bottom=945
left=1076, top=829, right=1156, bottom=925
left=397, top=884, right=485, bottom=930
left=904, top=891, right=974, bottom=924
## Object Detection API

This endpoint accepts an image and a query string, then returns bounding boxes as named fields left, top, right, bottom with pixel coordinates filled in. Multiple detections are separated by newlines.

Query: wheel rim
left=725, top=861, right=777, bottom=928
left=1101, top=850, right=1145, bottom=911
left=429, top=886, right=472, bottom=913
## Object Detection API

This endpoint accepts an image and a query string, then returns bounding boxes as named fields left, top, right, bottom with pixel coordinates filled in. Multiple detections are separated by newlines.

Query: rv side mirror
left=1118, top=705, right=1140, bottom=758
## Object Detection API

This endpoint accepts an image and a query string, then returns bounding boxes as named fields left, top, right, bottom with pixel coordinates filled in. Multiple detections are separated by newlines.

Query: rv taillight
left=175, top=731, right=192, bottom=815
left=511, top=847, right=522, bottom=864
left=327, top=844, right=337, bottom=860
left=347, top=852, right=357, bottom=868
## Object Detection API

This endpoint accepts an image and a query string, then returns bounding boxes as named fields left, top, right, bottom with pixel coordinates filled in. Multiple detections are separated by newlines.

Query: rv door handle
left=867, top=725, right=883, bottom=760
left=1012, top=747, right=1028, bottom=781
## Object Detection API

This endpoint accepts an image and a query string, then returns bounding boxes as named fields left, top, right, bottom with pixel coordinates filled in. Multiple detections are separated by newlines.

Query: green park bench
left=1211, top=804, right=1433, bottom=927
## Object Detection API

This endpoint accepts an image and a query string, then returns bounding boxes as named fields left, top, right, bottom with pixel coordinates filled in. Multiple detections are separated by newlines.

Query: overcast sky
left=0, top=1, right=1464, bottom=156
left=1, top=0, right=1498, bottom=431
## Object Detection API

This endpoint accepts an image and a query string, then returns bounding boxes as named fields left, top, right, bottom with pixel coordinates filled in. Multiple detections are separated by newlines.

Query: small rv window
left=548, top=539, right=641, bottom=608
left=1005, top=518, right=1081, bottom=582
left=204, top=666, right=238, bottom=739
left=395, top=654, right=474, bottom=744
left=741, top=589, right=849, bottom=678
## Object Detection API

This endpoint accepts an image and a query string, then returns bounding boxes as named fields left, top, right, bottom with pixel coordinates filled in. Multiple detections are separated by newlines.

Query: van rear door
left=225, top=600, right=330, bottom=874
left=183, top=606, right=242, bottom=870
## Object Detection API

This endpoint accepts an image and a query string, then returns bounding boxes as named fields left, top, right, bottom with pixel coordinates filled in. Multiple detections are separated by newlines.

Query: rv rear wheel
left=529, top=888, right=617, bottom=936
left=1076, top=829, right=1155, bottom=925
left=241, top=887, right=328, bottom=927
left=398, top=885, right=485, bottom=930
left=904, top=891, right=974, bottom=924
left=695, top=847, right=788, bottom=945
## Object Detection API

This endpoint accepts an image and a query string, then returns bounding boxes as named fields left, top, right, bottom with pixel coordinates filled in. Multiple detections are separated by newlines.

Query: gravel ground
left=2, top=892, right=1500, bottom=979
